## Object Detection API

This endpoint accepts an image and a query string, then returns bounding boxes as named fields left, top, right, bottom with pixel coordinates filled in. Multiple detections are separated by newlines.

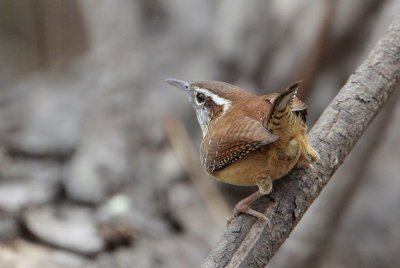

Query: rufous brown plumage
left=166, top=79, right=319, bottom=228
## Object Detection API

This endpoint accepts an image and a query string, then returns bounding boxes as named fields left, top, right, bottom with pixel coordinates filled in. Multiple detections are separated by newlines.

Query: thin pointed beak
left=165, top=78, right=190, bottom=92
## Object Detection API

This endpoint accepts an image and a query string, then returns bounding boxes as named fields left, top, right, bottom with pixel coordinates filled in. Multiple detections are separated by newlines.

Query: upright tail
left=267, top=81, right=302, bottom=134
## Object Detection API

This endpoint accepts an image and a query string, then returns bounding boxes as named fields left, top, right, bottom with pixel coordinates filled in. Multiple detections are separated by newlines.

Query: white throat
left=195, top=107, right=211, bottom=136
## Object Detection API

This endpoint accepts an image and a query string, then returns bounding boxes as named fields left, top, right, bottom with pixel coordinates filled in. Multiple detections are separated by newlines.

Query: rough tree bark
left=201, top=14, right=400, bottom=268
left=268, top=92, right=399, bottom=268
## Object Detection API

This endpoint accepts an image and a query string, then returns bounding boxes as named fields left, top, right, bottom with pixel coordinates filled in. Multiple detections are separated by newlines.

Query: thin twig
left=164, top=116, right=231, bottom=226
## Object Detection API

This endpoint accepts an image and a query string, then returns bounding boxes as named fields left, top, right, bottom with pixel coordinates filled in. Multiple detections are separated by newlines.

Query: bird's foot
left=303, top=163, right=316, bottom=170
left=296, top=161, right=316, bottom=170
left=226, top=204, right=271, bottom=230
left=305, top=147, right=320, bottom=163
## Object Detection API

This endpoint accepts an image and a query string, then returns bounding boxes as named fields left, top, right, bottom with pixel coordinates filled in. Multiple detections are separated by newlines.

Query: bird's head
left=165, top=78, right=250, bottom=136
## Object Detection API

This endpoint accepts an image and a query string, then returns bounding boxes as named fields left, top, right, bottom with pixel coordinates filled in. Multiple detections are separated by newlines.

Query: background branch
left=164, top=116, right=231, bottom=226
left=202, top=14, right=400, bottom=268
left=295, top=0, right=338, bottom=100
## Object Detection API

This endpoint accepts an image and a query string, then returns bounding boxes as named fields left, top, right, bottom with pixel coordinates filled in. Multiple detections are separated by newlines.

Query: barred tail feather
left=267, top=81, right=302, bottom=133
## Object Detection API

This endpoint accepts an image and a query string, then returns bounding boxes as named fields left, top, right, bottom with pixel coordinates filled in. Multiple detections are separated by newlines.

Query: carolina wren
left=166, top=79, right=319, bottom=227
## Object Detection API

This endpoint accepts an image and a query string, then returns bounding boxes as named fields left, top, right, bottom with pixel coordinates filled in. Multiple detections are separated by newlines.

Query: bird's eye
left=196, top=93, right=207, bottom=104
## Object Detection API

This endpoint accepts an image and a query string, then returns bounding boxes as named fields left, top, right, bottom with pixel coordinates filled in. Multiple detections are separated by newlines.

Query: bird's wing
left=200, top=116, right=278, bottom=173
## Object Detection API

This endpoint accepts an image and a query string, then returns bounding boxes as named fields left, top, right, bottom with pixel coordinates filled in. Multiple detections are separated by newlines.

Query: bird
left=165, top=78, right=319, bottom=228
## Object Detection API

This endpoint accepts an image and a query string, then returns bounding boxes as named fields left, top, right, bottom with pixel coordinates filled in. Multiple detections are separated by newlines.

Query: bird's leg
left=227, top=176, right=272, bottom=229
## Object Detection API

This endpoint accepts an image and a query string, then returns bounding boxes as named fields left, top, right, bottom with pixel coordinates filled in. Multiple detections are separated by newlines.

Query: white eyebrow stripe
left=195, top=88, right=232, bottom=113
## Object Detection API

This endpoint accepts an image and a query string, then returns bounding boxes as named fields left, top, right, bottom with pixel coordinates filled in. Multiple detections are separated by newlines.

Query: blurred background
left=0, top=0, right=399, bottom=267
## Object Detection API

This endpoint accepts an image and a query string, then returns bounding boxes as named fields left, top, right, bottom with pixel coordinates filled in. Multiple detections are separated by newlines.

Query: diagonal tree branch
left=268, top=91, right=399, bottom=268
left=202, top=14, right=400, bottom=268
